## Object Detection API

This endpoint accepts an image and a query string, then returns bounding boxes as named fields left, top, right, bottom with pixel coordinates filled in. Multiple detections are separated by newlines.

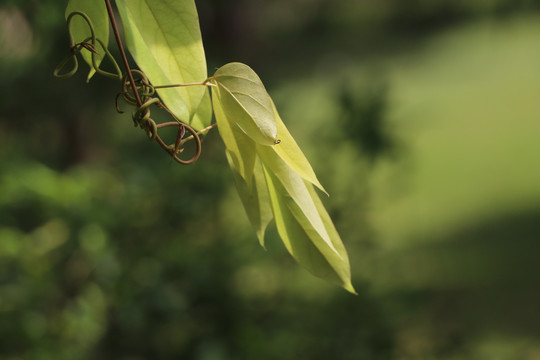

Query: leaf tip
left=85, top=69, right=96, bottom=83
left=256, top=231, right=266, bottom=249
left=346, top=286, right=358, bottom=295
left=318, top=185, right=329, bottom=197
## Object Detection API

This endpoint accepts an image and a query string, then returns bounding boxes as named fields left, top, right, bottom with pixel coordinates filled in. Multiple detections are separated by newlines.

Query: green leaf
left=66, top=0, right=108, bottom=82
left=263, top=164, right=355, bottom=293
left=227, top=156, right=273, bottom=247
left=213, top=63, right=278, bottom=145
left=116, top=0, right=211, bottom=130
left=306, top=182, right=354, bottom=293
left=191, top=88, right=213, bottom=132
left=214, top=84, right=272, bottom=245
left=212, top=85, right=256, bottom=185
left=257, top=144, right=338, bottom=256
left=269, top=99, right=326, bottom=194
left=212, top=62, right=353, bottom=291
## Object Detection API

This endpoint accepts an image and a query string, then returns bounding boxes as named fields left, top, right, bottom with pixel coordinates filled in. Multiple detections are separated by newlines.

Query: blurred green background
left=2, top=0, right=540, bottom=359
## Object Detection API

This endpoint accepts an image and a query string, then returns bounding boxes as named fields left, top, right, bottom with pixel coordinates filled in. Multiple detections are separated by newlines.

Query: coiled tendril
left=54, top=9, right=211, bottom=165
left=116, top=70, right=202, bottom=165
left=54, top=11, right=122, bottom=80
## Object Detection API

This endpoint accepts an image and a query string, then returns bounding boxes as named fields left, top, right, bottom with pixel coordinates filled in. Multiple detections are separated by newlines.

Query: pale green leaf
left=212, top=85, right=256, bottom=184
left=306, top=182, right=355, bottom=293
left=66, top=0, right=108, bottom=81
left=191, top=88, right=213, bottom=132
left=227, top=156, right=273, bottom=247
left=116, top=0, right=210, bottom=130
left=263, top=164, right=355, bottom=293
left=213, top=63, right=277, bottom=145
left=269, top=99, right=326, bottom=194
left=257, top=144, right=338, bottom=256
left=212, top=62, right=353, bottom=291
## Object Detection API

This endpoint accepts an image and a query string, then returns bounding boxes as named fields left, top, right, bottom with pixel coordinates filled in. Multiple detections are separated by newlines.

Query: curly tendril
left=53, top=11, right=122, bottom=80
left=54, top=9, right=214, bottom=165
left=116, top=69, right=203, bottom=164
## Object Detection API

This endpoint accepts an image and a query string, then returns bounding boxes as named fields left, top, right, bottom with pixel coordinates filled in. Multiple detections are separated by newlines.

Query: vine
left=54, top=11, right=122, bottom=80
left=54, top=0, right=355, bottom=293
left=55, top=2, right=212, bottom=164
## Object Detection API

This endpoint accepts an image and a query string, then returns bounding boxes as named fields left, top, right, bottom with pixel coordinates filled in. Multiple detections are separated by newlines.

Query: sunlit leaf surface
left=116, top=0, right=211, bottom=130
left=269, top=99, right=326, bottom=194
left=212, top=85, right=256, bottom=184
left=211, top=66, right=354, bottom=291
left=263, top=165, right=355, bottom=293
left=213, top=63, right=278, bottom=145
left=257, top=144, right=336, bottom=255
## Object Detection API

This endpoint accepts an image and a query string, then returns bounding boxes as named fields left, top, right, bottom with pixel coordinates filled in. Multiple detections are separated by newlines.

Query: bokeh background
left=2, top=0, right=540, bottom=359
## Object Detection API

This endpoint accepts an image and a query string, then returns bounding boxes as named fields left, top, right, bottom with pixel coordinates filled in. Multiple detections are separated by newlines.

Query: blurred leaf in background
left=1, top=0, right=540, bottom=359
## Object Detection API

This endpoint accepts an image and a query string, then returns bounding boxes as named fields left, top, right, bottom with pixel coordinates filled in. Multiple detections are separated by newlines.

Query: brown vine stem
left=104, top=0, right=142, bottom=107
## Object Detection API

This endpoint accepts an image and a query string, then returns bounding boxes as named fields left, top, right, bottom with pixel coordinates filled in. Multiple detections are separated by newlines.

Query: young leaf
left=306, top=182, right=354, bottom=293
left=116, top=0, right=211, bottom=130
left=213, top=63, right=278, bottom=145
left=263, top=165, right=355, bottom=293
left=211, top=62, right=353, bottom=292
left=65, top=0, right=108, bottom=82
left=227, top=156, right=273, bottom=247
left=192, top=89, right=213, bottom=132
left=269, top=99, right=326, bottom=194
left=212, top=85, right=256, bottom=184
left=257, top=144, right=338, bottom=256
left=214, top=82, right=272, bottom=245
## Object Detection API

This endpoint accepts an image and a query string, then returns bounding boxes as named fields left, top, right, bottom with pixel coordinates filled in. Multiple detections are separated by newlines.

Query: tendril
left=54, top=11, right=122, bottom=80
left=156, top=121, right=202, bottom=165
left=116, top=69, right=203, bottom=164
left=54, top=7, right=214, bottom=165
left=118, top=70, right=155, bottom=108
